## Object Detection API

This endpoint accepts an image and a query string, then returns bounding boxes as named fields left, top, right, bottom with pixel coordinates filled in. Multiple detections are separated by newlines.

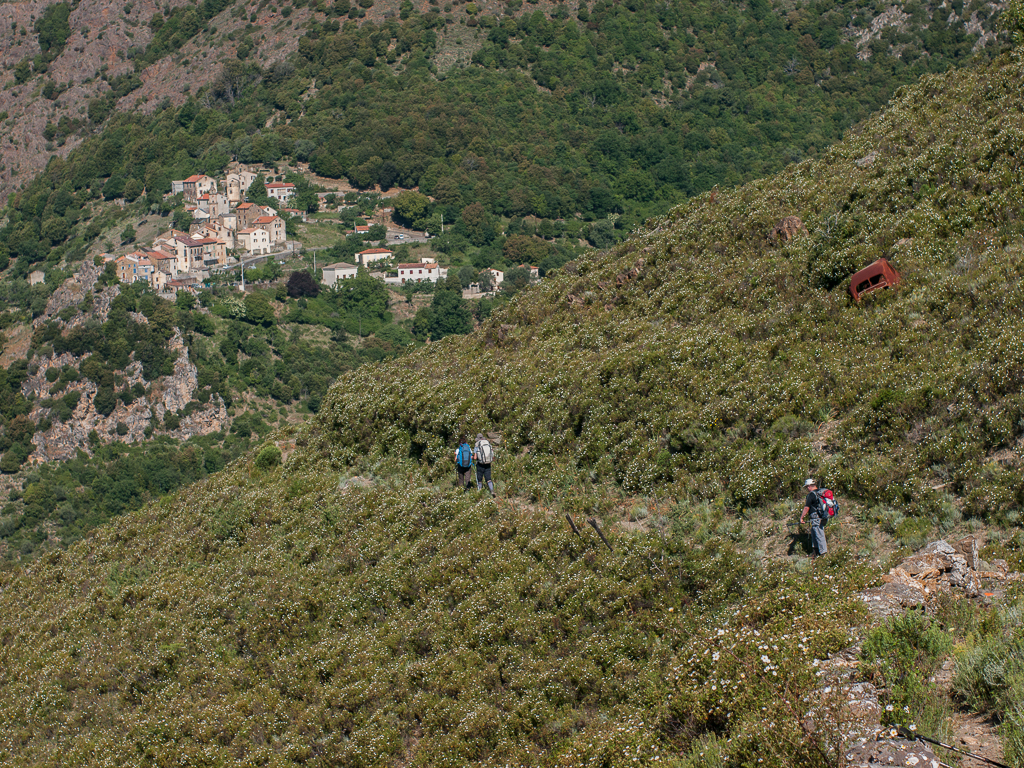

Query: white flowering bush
left=0, top=456, right=872, bottom=766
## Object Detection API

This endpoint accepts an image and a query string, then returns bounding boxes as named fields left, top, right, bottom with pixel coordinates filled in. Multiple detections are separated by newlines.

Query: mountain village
left=46, top=164, right=510, bottom=297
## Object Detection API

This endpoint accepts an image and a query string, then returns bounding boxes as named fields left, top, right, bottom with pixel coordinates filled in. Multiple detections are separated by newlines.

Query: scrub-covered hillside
left=2, top=48, right=1024, bottom=768
left=309, top=50, right=1024, bottom=542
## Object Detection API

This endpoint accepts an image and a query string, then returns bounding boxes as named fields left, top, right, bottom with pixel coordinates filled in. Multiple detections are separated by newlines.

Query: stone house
left=233, top=202, right=271, bottom=231
left=225, top=167, right=259, bottom=203
left=197, top=192, right=231, bottom=217
left=193, top=237, right=227, bottom=268
left=116, top=252, right=156, bottom=284
left=194, top=222, right=235, bottom=250
left=155, top=231, right=206, bottom=274
left=253, top=215, right=286, bottom=245
left=148, top=249, right=178, bottom=277
left=182, top=174, right=217, bottom=204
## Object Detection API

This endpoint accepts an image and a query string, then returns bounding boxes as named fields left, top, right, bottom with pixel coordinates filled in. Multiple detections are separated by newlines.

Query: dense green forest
left=0, top=0, right=1008, bottom=280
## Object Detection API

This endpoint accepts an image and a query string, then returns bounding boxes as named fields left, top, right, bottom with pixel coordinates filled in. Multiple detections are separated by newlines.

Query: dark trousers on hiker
left=476, top=463, right=493, bottom=495
left=457, top=466, right=472, bottom=489
left=810, top=516, right=828, bottom=556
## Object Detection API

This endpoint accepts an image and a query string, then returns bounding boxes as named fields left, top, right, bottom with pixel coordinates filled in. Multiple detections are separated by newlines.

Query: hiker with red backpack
left=474, top=433, right=496, bottom=498
left=799, top=478, right=838, bottom=557
left=454, top=435, right=474, bottom=491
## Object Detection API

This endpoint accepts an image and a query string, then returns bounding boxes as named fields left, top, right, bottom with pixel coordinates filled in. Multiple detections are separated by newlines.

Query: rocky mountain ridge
left=0, top=0, right=1009, bottom=206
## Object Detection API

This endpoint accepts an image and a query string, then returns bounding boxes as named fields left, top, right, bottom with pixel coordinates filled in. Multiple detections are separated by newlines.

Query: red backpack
left=815, top=489, right=839, bottom=524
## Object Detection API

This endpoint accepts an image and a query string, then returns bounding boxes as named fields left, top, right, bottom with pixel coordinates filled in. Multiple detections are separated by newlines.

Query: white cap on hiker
left=804, top=478, right=816, bottom=487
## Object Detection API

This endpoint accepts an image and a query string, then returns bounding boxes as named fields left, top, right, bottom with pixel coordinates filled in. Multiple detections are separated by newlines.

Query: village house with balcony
left=265, top=182, right=296, bottom=203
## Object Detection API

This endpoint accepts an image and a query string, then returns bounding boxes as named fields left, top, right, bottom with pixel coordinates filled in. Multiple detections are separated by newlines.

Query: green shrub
left=254, top=443, right=282, bottom=469
left=862, top=611, right=952, bottom=729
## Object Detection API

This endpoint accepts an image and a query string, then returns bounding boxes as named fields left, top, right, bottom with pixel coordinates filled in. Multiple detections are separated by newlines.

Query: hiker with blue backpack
left=455, top=435, right=474, bottom=490
left=799, top=478, right=838, bottom=557
left=474, top=433, right=496, bottom=498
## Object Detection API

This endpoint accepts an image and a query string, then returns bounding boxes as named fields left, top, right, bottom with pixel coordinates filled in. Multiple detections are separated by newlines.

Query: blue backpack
left=457, top=443, right=473, bottom=468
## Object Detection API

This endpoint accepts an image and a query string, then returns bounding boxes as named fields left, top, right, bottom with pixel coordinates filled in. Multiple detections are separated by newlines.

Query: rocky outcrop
left=859, top=537, right=1013, bottom=618
left=21, top=352, right=81, bottom=399
left=37, top=260, right=119, bottom=328
left=769, top=216, right=806, bottom=244
left=26, top=329, right=227, bottom=462
left=846, top=731, right=940, bottom=767
left=803, top=539, right=1018, bottom=762
left=150, top=330, right=198, bottom=419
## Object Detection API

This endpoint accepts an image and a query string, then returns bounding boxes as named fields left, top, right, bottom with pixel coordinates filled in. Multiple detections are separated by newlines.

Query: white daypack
left=477, top=439, right=493, bottom=464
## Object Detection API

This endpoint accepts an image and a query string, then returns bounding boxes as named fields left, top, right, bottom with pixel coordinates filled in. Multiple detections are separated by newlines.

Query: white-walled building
left=322, top=262, right=359, bottom=287
left=265, top=182, right=296, bottom=203
left=356, top=247, right=393, bottom=267
left=384, top=262, right=448, bottom=285
left=237, top=228, right=271, bottom=255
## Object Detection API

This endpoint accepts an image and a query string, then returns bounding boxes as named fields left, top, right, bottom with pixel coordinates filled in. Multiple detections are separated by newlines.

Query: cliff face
left=20, top=261, right=228, bottom=462
left=25, top=330, right=229, bottom=462
left=0, top=0, right=314, bottom=204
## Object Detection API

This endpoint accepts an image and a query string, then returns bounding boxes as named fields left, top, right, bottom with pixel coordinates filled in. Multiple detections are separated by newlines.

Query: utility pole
left=240, top=257, right=245, bottom=291
left=440, top=212, right=444, bottom=234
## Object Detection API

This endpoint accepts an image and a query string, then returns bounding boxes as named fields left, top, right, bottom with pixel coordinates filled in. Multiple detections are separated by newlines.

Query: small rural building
left=28, top=270, right=45, bottom=286
left=322, top=262, right=359, bottom=287
left=356, top=247, right=393, bottom=267
left=517, top=264, right=540, bottom=279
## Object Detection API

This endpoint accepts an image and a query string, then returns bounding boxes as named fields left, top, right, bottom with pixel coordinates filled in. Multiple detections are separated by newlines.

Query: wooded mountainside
left=0, top=0, right=1011, bottom=280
